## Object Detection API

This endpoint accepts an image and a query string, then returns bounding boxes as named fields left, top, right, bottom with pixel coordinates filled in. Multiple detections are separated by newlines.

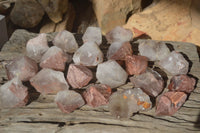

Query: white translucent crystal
left=96, top=60, right=128, bottom=88
left=109, top=89, right=138, bottom=119
left=158, top=51, right=189, bottom=75
left=82, top=27, right=102, bottom=46
left=26, top=33, right=49, bottom=62
left=53, top=30, right=78, bottom=53
left=138, top=40, right=170, bottom=61
left=107, top=42, right=123, bottom=59
left=106, top=26, right=133, bottom=43
left=0, top=77, right=28, bottom=108
left=73, top=42, right=103, bottom=66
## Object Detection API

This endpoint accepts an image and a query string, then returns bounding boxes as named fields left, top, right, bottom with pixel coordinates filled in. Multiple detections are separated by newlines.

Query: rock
left=107, top=41, right=133, bottom=60
left=26, top=33, right=49, bottom=63
left=38, top=0, right=68, bottom=23
left=30, top=68, right=69, bottom=94
left=96, top=60, right=128, bottom=88
left=40, top=46, right=68, bottom=71
left=158, top=51, right=189, bottom=75
left=10, top=0, right=44, bottom=28
left=66, top=64, right=93, bottom=89
left=91, top=0, right=142, bottom=34
left=124, top=0, right=200, bottom=47
left=53, top=30, right=78, bottom=53
left=82, top=27, right=102, bottom=45
left=0, top=77, right=28, bottom=108
left=109, top=89, right=139, bottom=119
left=130, top=69, right=164, bottom=97
left=106, top=26, right=133, bottom=43
left=6, top=56, right=38, bottom=81
left=83, top=84, right=112, bottom=107
left=138, top=40, right=170, bottom=61
left=125, top=55, right=148, bottom=75
left=156, top=91, right=187, bottom=116
left=168, top=75, right=196, bottom=93
left=55, top=90, right=85, bottom=113
left=73, top=42, right=103, bottom=66
left=40, top=19, right=56, bottom=33
left=0, top=15, right=8, bottom=50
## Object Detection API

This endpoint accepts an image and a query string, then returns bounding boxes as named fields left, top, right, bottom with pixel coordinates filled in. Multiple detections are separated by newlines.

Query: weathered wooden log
left=0, top=30, right=200, bottom=133
left=0, top=14, right=8, bottom=50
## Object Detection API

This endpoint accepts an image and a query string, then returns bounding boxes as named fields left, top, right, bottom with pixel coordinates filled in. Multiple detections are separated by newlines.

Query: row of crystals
left=0, top=26, right=196, bottom=119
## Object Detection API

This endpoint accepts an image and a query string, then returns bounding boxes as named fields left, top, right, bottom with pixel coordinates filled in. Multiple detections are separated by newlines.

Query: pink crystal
left=82, top=27, right=102, bottom=45
left=0, top=77, right=28, bottom=108
left=40, top=46, right=68, bottom=71
left=130, top=69, right=164, bottom=97
left=156, top=91, right=187, bottom=116
left=158, top=51, right=189, bottom=75
left=107, top=42, right=133, bottom=60
left=168, top=75, right=196, bottom=93
left=53, top=30, right=78, bottom=53
left=55, top=90, right=85, bottom=113
left=26, top=33, right=49, bottom=62
left=125, top=55, right=148, bottom=75
left=83, top=84, right=112, bottom=107
left=66, top=64, right=93, bottom=88
left=30, top=68, right=69, bottom=94
left=106, top=26, right=133, bottom=43
left=6, top=56, right=38, bottom=81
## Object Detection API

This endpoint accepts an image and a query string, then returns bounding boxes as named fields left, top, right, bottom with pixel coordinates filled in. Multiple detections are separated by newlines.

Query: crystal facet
left=40, top=46, right=68, bottom=71
left=130, top=69, right=164, bottom=97
left=55, top=90, right=85, bottom=113
left=156, top=91, right=187, bottom=116
left=82, top=27, right=102, bottom=45
left=30, top=68, right=69, bottom=94
left=0, top=77, right=28, bottom=108
left=26, top=33, right=49, bottom=62
left=106, top=26, right=133, bottom=43
left=6, top=56, right=38, bottom=81
left=96, top=60, right=128, bottom=88
left=66, top=64, right=93, bottom=88
left=109, top=89, right=139, bottom=119
left=83, top=84, right=112, bottom=107
left=107, top=42, right=133, bottom=60
left=53, top=30, right=78, bottom=53
left=138, top=40, right=170, bottom=61
left=168, top=75, right=196, bottom=93
left=73, top=42, right=103, bottom=66
left=125, top=55, right=148, bottom=75
left=158, top=51, right=189, bottom=75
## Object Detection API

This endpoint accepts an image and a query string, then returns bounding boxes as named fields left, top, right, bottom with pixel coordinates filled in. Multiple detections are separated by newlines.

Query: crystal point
left=82, top=27, right=102, bottom=45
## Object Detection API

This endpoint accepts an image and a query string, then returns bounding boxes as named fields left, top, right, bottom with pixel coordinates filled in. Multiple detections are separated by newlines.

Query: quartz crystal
left=53, top=30, right=78, bottom=53
left=125, top=55, right=148, bottom=75
left=138, top=40, right=170, bottom=61
left=30, top=68, right=69, bottom=94
left=130, top=69, right=164, bottom=97
left=107, top=42, right=133, bottom=60
left=55, top=90, right=85, bottom=113
left=0, top=77, right=28, bottom=108
left=158, top=51, right=189, bottom=75
left=156, top=91, right=187, bottom=116
left=6, top=56, right=38, bottom=81
left=40, top=46, right=68, bottom=71
left=66, top=64, right=93, bottom=88
left=83, top=84, right=112, bottom=107
left=106, top=26, right=133, bottom=43
left=73, top=42, right=103, bottom=66
left=168, top=75, right=196, bottom=93
left=82, top=27, right=102, bottom=46
left=26, top=33, right=49, bottom=62
left=96, top=60, right=128, bottom=88
left=109, top=89, right=139, bottom=119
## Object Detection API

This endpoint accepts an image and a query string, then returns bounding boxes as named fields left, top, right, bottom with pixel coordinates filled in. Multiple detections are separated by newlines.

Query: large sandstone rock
left=38, top=0, right=68, bottom=23
left=91, top=0, right=142, bottom=34
left=10, top=0, right=44, bottom=28
left=124, top=0, right=200, bottom=46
